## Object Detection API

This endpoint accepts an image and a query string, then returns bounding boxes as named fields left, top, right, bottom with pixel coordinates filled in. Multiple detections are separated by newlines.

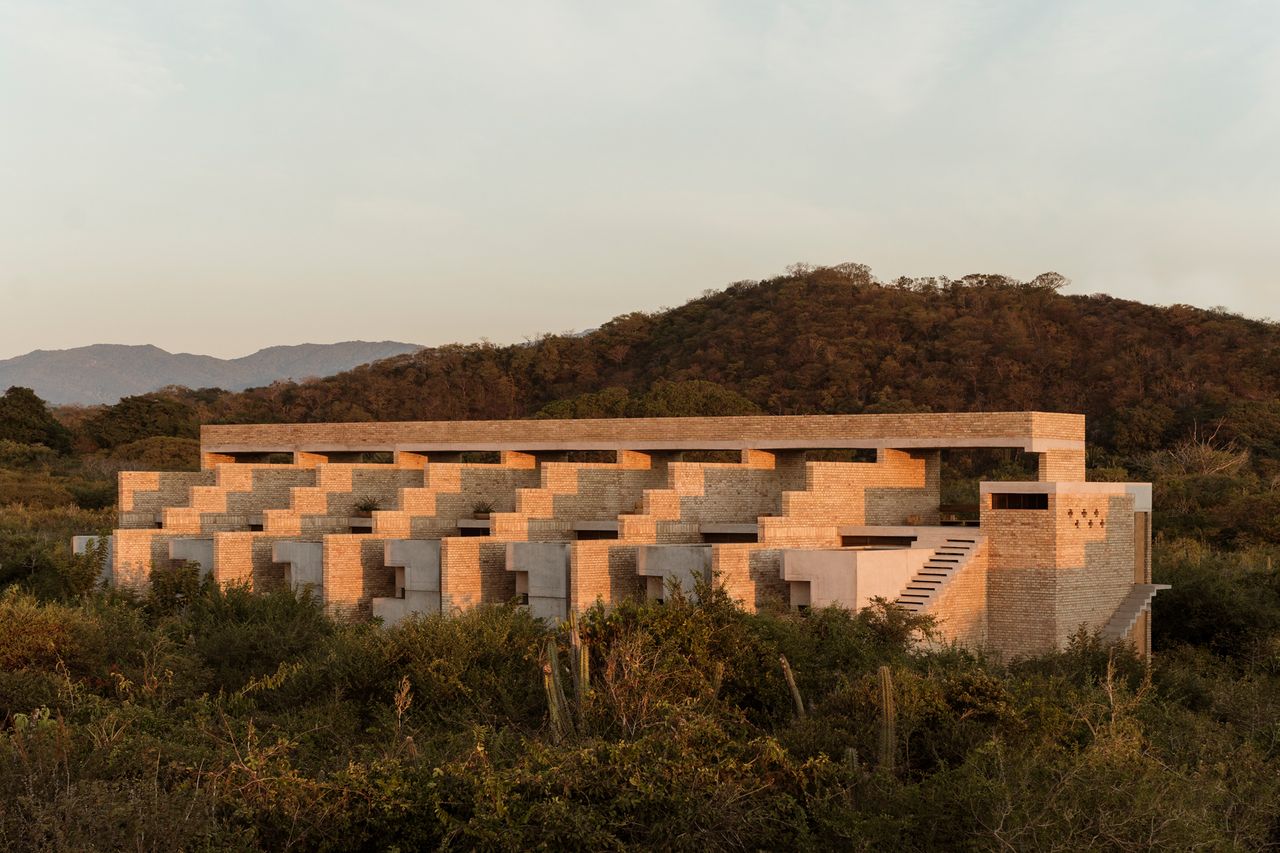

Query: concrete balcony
left=505, top=541, right=570, bottom=621
left=636, top=544, right=712, bottom=603
left=372, top=539, right=442, bottom=625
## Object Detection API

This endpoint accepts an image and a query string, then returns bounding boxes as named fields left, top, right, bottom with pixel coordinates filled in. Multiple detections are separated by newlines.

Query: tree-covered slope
left=198, top=265, right=1280, bottom=456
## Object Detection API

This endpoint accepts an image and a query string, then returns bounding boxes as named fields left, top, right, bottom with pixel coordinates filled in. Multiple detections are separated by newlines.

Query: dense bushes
left=80, top=394, right=200, bottom=450
left=0, top=387, right=71, bottom=453
left=2, top=543, right=1280, bottom=849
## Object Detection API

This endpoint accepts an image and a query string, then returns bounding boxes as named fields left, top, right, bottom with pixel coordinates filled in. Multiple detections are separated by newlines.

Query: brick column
left=1037, top=449, right=1085, bottom=482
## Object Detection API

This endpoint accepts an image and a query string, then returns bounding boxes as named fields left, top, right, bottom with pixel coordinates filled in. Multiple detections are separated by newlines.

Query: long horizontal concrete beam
left=202, top=412, right=1084, bottom=455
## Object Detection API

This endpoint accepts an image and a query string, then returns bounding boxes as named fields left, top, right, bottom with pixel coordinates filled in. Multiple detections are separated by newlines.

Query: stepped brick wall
left=322, top=535, right=395, bottom=618
left=210, top=532, right=289, bottom=588
left=491, top=452, right=669, bottom=540
left=569, top=541, right=643, bottom=611
left=618, top=450, right=802, bottom=542
left=438, top=538, right=512, bottom=612
left=168, top=466, right=316, bottom=534
left=112, top=528, right=178, bottom=589
left=778, top=450, right=939, bottom=525
left=714, top=545, right=788, bottom=611
left=373, top=463, right=540, bottom=537
left=262, top=464, right=417, bottom=535
left=118, top=471, right=215, bottom=523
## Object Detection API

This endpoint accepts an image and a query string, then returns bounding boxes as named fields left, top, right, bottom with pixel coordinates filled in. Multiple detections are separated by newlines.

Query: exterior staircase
left=894, top=534, right=984, bottom=613
left=1101, top=583, right=1171, bottom=642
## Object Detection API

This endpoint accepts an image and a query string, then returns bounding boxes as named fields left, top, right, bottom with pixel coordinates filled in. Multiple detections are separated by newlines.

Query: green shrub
left=1152, top=540, right=1280, bottom=657
left=0, top=440, right=58, bottom=469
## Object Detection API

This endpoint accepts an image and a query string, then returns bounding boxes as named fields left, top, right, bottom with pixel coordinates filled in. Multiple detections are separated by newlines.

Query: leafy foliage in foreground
left=2, top=542, right=1279, bottom=851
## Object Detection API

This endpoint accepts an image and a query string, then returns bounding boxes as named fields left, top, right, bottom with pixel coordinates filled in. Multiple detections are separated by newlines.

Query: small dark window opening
left=805, top=448, right=878, bottom=463
left=991, top=492, right=1048, bottom=510
left=702, top=531, right=759, bottom=544
left=566, top=450, right=617, bottom=464
left=459, top=525, right=490, bottom=537
left=575, top=529, right=619, bottom=540
left=682, top=450, right=741, bottom=464
left=841, top=535, right=917, bottom=548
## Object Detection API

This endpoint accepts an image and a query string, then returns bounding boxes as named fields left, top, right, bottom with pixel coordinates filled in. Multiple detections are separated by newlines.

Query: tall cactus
left=710, top=661, right=725, bottom=700
left=567, top=610, right=590, bottom=707
left=542, top=638, right=575, bottom=742
left=878, top=665, right=896, bottom=772
left=779, top=655, right=806, bottom=719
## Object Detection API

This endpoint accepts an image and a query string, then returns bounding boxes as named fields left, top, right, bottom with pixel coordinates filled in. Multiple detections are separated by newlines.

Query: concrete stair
left=894, top=535, right=984, bottom=612
left=1101, top=583, right=1171, bottom=642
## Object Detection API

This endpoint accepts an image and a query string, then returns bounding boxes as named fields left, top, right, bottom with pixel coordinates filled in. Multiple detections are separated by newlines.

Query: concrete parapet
left=72, top=535, right=113, bottom=585
left=637, top=544, right=712, bottom=602
left=273, top=541, right=323, bottom=597
left=169, top=538, right=214, bottom=578
left=373, top=539, right=442, bottom=625
left=781, top=548, right=926, bottom=610
left=506, top=541, right=571, bottom=621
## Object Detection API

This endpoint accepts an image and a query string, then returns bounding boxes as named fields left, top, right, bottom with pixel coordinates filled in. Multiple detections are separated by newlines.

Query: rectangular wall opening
left=323, top=451, right=394, bottom=464
left=942, top=448, right=1036, bottom=522
left=702, top=531, right=759, bottom=544
left=840, top=535, right=917, bottom=548
left=990, top=492, right=1049, bottom=510
left=575, top=529, right=619, bottom=540
left=804, top=448, right=878, bottom=463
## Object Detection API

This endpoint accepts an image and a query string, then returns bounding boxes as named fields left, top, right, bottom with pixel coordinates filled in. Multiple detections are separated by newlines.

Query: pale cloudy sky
left=1, top=1, right=1277, bottom=359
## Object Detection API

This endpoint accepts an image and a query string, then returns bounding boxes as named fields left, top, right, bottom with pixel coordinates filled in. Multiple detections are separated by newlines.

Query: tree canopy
left=0, top=386, right=71, bottom=453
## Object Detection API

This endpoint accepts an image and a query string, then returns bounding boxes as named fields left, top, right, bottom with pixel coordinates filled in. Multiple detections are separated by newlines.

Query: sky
left=2, top=1, right=1278, bottom=360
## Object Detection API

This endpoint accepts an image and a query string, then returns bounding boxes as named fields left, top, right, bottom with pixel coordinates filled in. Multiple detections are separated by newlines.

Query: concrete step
left=1101, top=583, right=1172, bottom=642
left=892, top=534, right=986, bottom=614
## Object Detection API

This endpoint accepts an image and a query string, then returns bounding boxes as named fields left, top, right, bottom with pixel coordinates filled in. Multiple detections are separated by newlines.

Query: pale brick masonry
left=101, top=412, right=1160, bottom=658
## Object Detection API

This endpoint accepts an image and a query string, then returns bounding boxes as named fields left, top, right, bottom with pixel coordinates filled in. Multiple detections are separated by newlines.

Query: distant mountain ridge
left=0, top=341, right=422, bottom=405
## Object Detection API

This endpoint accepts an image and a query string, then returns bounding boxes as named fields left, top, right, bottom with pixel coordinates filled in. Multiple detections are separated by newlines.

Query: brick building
left=92, top=412, right=1163, bottom=658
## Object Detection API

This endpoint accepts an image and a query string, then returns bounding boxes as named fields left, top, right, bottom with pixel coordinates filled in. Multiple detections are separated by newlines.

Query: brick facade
left=102, top=412, right=1155, bottom=658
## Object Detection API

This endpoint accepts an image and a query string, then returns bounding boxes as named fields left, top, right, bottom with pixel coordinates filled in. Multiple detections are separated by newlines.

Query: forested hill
left=196, top=265, right=1280, bottom=455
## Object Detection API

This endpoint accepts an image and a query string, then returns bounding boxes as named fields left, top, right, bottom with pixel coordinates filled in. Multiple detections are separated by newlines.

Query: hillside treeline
left=189, top=265, right=1280, bottom=456
left=7, top=264, right=1280, bottom=547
